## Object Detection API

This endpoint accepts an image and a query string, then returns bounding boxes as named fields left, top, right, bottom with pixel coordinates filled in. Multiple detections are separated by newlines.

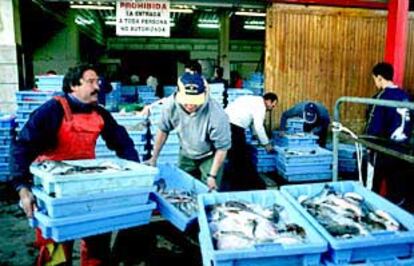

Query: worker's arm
left=207, top=149, right=227, bottom=190
left=146, top=129, right=168, bottom=166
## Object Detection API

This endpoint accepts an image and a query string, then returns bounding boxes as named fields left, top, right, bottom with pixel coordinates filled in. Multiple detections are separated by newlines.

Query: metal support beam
left=384, top=0, right=409, bottom=87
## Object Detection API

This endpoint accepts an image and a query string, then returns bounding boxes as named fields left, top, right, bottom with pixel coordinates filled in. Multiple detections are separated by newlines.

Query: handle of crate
left=369, top=230, right=396, bottom=236
left=254, top=241, right=282, bottom=250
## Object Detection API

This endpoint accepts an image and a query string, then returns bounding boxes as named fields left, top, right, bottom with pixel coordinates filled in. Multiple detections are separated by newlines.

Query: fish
left=206, top=200, right=307, bottom=250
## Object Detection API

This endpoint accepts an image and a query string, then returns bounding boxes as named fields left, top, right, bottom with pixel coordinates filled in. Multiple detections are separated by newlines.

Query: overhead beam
left=268, top=0, right=387, bottom=9
left=384, top=0, right=409, bottom=87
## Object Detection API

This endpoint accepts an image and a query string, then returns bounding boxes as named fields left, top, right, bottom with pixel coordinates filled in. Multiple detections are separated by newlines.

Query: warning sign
left=116, top=0, right=170, bottom=37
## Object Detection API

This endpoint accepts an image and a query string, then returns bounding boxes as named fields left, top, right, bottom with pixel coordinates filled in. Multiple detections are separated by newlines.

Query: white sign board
left=116, top=0, right=170, bottom=37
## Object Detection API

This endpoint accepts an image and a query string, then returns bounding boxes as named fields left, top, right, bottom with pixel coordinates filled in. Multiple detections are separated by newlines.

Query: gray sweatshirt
left=158, top=95, right=231, bottom=159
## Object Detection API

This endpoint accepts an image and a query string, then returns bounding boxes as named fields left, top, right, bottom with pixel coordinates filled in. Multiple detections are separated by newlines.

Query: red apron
left=35, top=96, right=109, bottom=266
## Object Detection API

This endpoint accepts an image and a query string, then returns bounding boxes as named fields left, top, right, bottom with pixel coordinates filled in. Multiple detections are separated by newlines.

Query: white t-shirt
left=225, top=95, right=269, bottom=145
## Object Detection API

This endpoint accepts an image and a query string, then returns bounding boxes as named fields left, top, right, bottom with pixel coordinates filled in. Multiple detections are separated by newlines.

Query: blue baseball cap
left=176, top=72, right=206, bottom=105
left=303, top=103, right=318, bottom=124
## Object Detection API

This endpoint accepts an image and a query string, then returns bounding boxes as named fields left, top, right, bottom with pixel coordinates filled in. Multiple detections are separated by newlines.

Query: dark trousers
left=222, top=124, right=265, bottom=191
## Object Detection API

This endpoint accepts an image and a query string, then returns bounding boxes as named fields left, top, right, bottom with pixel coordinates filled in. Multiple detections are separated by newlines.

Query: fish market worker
left=9, top=64, right=139, bottom=265
left=280, top=101, right=330, bottom=147
left=223, top=93, right=278, bottom=191
left=147, top=72, right=231, bottom=191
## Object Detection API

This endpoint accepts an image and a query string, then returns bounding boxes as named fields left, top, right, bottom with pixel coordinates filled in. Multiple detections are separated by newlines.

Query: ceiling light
left=235, top=11, right=266, bottom=17
left=243, top=25, right=265, bottom=30
left=197, top=23, right=219, bottom=29
left=105, top=20, right=116, bottom=26
left=170, top=8, right=193, bottom=13
left=75, top=16, right=94, bottom=25
left=70, top=4, right=114, bottom=10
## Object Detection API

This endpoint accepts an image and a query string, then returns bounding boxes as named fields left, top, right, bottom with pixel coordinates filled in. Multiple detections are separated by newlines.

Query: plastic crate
left=0, top=128, right=14, bottom=137
left=31, top=158, right=158, bottom=198
left=280, top=181, right=414, bottom=265
left=151, top=164, right=208, bottom=231
left=278, top=171, right=332, bottom=183
left=0, top=136, right=12, bottom=145
left=35, top=75, right=64, bottom=86
left=163, top=85, right=177, bottom=97
left=15, top=91, right=56, bottom=102
left=33, top=186, right=154, bottom=218
left=273, top=131, right=319, bottom=148
left=0, top=115, right=16, bottom=128
left=31, top=201, right=156, bottom=242
left=197, top=190, right=327, bottom=266
left=276, top=160, right=331, bottom=174
left=16, top=100, right=44, bottom=110
left=276, top=146, right=333, bottom=165
left=0, top=155, right=9, bottom=163
left=0, top=146, right=10, bottom=156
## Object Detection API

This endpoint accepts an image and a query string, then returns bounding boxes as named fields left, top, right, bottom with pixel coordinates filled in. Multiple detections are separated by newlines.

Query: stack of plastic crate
left=226, top=89, right=253, bottom=104
left=197, top=190, right=327, bottom=266
left=163, top=85, right=176, bottom=97
left=0, top=114, right=16, bottom=182
left=326, top=143, right=364, bottom=175
left=105, top=82, right=121, bottom=112
left=95, top=113, right=150, bottom=162
left=30, top=158, right=157, bottom=242
left=281, top=181, right=414, bottom=265
left=138, top=86, right=159, bottom=105
left=274, top=131, right=332, bottom=182
left=208, top=83, right=225, bottom=107
left=286, top=117, right=305, bottom=133
left=251, top=140, right=277, bottom=173
left=243, top=72, right=264, bottom=95
left=35, top=75, right=64, bottom=92
left=15, top=91, right=58, bottom=131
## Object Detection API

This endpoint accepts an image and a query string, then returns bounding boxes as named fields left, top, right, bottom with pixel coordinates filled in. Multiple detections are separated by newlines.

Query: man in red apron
left=10, top=64, right=139, bottom=265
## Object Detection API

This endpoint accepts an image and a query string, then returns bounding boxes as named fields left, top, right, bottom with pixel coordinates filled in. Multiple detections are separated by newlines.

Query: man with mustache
left=9, top=64, right=139, bottom=265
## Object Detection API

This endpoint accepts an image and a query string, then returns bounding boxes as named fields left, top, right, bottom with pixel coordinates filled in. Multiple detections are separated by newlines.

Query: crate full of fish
left=31, top=201, right=156, bottom=242
left=151, top=164, right=209, bottom=231
left=197, top=190, right=327, bottom=266
left=273, top=131, right=319, bottom=148
left=30, top=158, right=158, bottom=198
left=280, top=181, right=414, bottom=265
left=32, top=185, right=154, bottom=218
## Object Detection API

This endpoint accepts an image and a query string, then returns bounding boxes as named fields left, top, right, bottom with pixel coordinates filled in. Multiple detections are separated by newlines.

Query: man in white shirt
left=223, top=93, right=278, bottom=191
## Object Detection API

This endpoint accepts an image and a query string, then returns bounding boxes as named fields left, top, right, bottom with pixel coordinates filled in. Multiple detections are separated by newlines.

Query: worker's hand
left=143, top=157, right=157, bottom=167
left=19, top=187, right=37, bottom=218
left=265, top=144, right=275, bottom=154
left=207, top=176, right=218, bottom=192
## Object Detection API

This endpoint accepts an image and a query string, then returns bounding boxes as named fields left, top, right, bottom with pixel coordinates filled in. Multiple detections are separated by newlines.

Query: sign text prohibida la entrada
left=116, top=0, right=170, bottom=37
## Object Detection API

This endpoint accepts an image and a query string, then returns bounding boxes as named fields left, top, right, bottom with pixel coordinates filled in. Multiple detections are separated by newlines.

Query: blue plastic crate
left=0, top=128, right=14, bottom=137
left=197, top=190, right=327, bottom=266
left=31, top=158, right=158, bottom=198
left=276, top=160, right=331, bottom=174
left=281, top=181, right=414, bottom=265
left=0, top=172, right=10, bottom=182
left=277, top=170, right=332, bottom=183
left=323, top=256, right=414, bottom=265
left=273, top=131, right=319, bottom=148
left=16, top=110, right=32, bottom=120
left=31, top=201, right=156, bottom=242
left=0, top=146, right=10, bottom=156
left=35, top=75, right=64, bottom=85
left=151, top=164, right=208, bottom=231
left=276, top=146, right=333, bottom=165
left=163, top=85, right=177, bottom=97
left=17, top=100, right=44, bottom=110
left=0, top=155, right=9, bottom=163
left=326, top=143, right=365, bottom=159
left=257, top=165, right=277, bottom=173
left=15, top=91, right=56, bottom=102
left=0, top=115, right=16, bottom=128
left=32, top=186, right=154, bottom=218
left=0, top=136, right=12, bottom=145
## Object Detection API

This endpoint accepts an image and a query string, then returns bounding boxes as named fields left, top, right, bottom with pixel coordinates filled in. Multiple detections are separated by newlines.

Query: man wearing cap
left=147, top=72, right=231, bottom=191
left=280, top=101, right=330, bottom=147
left=223, top=93, right=278, bottom=191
